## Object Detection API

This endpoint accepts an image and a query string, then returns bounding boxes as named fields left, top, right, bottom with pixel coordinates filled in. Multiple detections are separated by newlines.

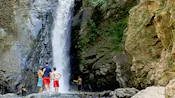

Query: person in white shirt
left=52, top=67, right=62, bottom=92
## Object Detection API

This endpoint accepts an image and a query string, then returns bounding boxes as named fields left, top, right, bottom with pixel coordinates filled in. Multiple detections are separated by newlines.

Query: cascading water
left=52, top=0, right=74, bottom=92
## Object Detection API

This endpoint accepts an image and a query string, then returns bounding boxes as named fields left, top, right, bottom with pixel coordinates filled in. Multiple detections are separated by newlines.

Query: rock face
left=17, top=0, right=59, bottom=92
left=0, top=0, right=21, bottom=93
left=71, top=0, right=137, bottom=91
left=132, top=86, right=165, bottom=98
left=125, top=0, right=175, bottom=88
left=0, top=0, right=58, bottom=93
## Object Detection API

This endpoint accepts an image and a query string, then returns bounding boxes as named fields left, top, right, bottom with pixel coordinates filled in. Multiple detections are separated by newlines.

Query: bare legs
left=55, top=87, right=59, bottom=92
left=44, top=85, right=50, bottom=92
left=38, top=87, right=43, bottom=93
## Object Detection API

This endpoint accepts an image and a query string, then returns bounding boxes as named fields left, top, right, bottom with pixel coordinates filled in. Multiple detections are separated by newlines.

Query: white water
left=52, top=0, right=74, bottom=92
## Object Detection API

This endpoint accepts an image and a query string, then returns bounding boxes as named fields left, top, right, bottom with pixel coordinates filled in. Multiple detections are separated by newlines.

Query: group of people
left=37, top=62, right=83, bottom=93
left=37, top=62, right=62, bottom=93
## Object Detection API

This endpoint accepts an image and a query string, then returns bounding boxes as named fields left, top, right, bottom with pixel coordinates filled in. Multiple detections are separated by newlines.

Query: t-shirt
left=43, top=66, right=52, bottom=77
left=52, top=71, right=61, bottom=80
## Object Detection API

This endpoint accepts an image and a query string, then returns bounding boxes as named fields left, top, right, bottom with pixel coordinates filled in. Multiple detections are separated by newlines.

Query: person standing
left=43, top=62, right=52, bottom=92
left=37, top=66, right=44, bottom=93
left=73, top=76, right=82, bottom=91
left=52, top=67, right=62, bottom=92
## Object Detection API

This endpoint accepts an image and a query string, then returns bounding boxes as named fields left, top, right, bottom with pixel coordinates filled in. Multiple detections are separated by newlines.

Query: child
left=37, top=66, right=44, bottom=93
left=52, top=67, right=62, bottom=92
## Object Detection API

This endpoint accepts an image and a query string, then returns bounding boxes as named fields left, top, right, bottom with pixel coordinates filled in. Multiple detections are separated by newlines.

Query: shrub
left=88, top=0, right=107, bottom=8
left=168, top=58, right=173, bottom=68
left=107, top=18, right=128, bottom=51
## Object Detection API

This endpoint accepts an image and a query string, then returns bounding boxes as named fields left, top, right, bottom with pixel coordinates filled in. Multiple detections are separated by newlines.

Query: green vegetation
left=74, top=0, right=137, bottom=52
left=107, top=18, right=128, bottom=51
left=77, top=17, right=128, bottom=52
left=168, top=58, right=173, bottom=68
left=88, top=0, right=107, bottom=8
left=76, top=19, right=100, bottom=51
left=87, top=19, right=99, bottom=42
left=160, top=0, right=164, bottom=7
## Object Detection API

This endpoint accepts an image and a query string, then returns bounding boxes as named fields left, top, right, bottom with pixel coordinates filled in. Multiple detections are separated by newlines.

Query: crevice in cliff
left=146, top=15, right=155, bottom=27
left=152, top=40, right=161, bottom=46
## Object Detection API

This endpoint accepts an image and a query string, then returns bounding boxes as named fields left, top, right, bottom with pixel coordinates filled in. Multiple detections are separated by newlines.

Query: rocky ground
left=1, top=86, right=174, bottom=98
left=0, top=88, right=138, bottom=98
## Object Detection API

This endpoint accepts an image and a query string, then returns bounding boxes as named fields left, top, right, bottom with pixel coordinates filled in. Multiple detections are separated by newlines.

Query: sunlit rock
left=125, top=0, right=175, bottom=88
left=165, top=79, right=175, bottom=98
left=132, top=86, right=165, bottom=98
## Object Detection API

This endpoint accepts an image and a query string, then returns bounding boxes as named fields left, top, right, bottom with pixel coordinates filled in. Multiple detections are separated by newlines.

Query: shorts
left=43, top=77, right=50, bottom=85
left=37, top=78, right=43, bottom=87
left=78, top=84, right=82, bottom=91
left=54, top=80, right=59, bottom=87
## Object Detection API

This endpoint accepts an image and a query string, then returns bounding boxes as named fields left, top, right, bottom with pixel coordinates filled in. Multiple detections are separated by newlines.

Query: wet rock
left=16, top=0, right=58, bottom=93
left=0, top=0, right=58, bottom=94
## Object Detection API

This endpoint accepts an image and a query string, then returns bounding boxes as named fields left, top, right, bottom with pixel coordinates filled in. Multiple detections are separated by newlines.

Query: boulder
left=132, top=86, right=165, bottom=98
left=165, top=79, right=175, bottom=98
left=111, top=88, right=139, bottom=98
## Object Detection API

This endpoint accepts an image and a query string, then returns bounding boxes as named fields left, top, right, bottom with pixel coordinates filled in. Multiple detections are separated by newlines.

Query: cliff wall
left=125, top=0, right=175, bottom=89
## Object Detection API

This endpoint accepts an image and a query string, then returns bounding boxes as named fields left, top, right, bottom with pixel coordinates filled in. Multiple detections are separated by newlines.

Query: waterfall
left=52, top=0, right=74, bottom=92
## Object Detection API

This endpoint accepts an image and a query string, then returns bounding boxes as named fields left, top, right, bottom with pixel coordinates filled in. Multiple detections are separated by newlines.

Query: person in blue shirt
left=43, top=62, right=52, bottom=92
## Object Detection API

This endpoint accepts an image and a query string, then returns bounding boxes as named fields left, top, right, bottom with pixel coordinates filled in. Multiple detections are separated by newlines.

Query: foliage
left=160, top=0, right=164, bottom=7
left=168, top=58, right=173, bottom=68
left=76, top=19, right=100, bottom=51
left=88, top=0, right=107, bottom=8
left=75, top=0, right=137, bottom=52
left=107, top=18, right=128, bottom=51
left=87, top=20, right=99, bottom=42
